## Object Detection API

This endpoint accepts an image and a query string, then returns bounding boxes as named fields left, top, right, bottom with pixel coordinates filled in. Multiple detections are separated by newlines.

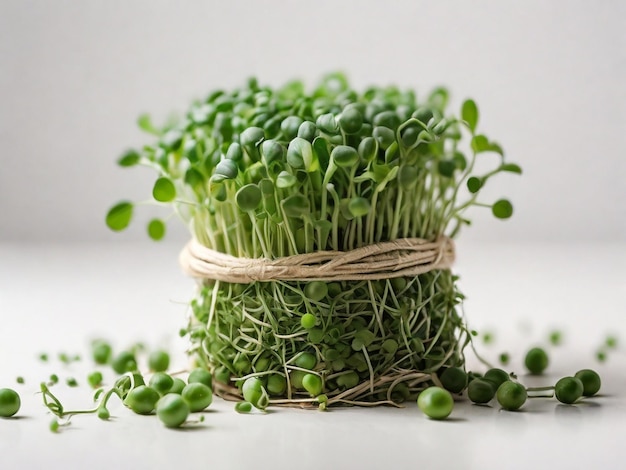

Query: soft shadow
left=168, top=424, right=211, bottom=432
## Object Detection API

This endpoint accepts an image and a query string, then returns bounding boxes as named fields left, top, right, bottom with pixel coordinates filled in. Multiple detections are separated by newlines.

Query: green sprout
left=106, top=74, right=521, bottom=406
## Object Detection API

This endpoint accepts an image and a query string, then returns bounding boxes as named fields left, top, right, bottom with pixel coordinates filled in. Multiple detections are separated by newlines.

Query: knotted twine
left=179, top=236, right=455, bottom=283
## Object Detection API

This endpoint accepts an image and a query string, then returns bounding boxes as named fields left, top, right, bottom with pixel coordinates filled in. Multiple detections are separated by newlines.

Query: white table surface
left=1, top=241, right=624, bottom=470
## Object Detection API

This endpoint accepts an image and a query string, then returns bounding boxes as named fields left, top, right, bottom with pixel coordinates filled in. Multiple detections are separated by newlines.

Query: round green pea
left=417, top=386, right=454, bottom=420
left=149, top=372, right=175, bottom=396
left=300, top=313, right=316, bottom=329
left=439, top=367, right=468, bottom=394
left=574, top=369, right=601, bottom=397
left=468, top=379, right=495, bottom=404
left=304, top=281, right=328, bottom=302
left=484, top=368, right=510, bottom=389
left=242, top=377, right=267, bottom=409
left=555, top=376, right=584, bottom=404
left=267, top=374, right=287, bottom=396
left=0, top=388, right=21, bottom=417
left=524, top=347, right=549, bottom=375
left=156, top=394, right=190, bottom=428
left=91, top=340, right=112, bottom=365
left=295, top=352, right=317, bottom=370
left=111, top=351, right=137, bottom=375
left=169, top=378, right=186, bottom=395
left=124, top=385, right=160, bottom=415
left=181, top=383, right=213, bottom=412
left=302, top=374, right=323, bottom=396
left=148, top=350, right=170, bottom=372
left=188, top=368, right=213, bottom=389
left=496, top=381, right=527, bottom=411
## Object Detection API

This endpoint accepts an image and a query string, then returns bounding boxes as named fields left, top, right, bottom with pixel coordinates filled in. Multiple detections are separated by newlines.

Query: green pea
left=295, top=352, right=317, bottom=370
left=169, top=378, right=186, bottom=395
left=555, top=377, right=584, bottom=404
left=111, top=351, right=137, bottom=375
left=0, top=388, right=21, bottom=417
left=304, top=281, right=328, bottom=302
left=524, top=347, right=549, bottom=375
left=290, top=370, right=307, bottom=390
left=188, top=368, right=213, bottom=389
left=242, top=377, right=269, bottom=410
left=574, top=369, right=601, bottom=397
left=49, top=419, right=60, bottom=433
left=302, top=374, right=323, bottom=396
left=148, top=350, right=170, bottom=372
left=439, top=367, right=468, bottom=394
left=149, top=372, right=175, bottom=396
left=267, top=375, right=287, bottom=396
left=91, top=340, right=112, bottom=365
left=417, top=386, right=453, bottom=420
left=156, top=394, right=190, bottom=428
left=467, top=379, right=495, bottom=404
left=124, top=385, right=160, bottom=415
left=181, top=383, right=213, bottom=412
left=300, top=313, right=316, bottom=329
left=483, top=368, right=510, bottom=389
left=87, top=371, right=103, bottom=388
left=235, top=401, right=253, bottom=414
left=97, top=406, right=110, bottom=420
left=496, top=381, right=527, bottom=411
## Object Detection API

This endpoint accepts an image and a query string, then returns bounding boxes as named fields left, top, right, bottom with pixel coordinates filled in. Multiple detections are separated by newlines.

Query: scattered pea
left=574, top=369, right=601, bottom=397
left=0, top=388, right=21, bottom=417
left=156, top=394, right=190, bottom=428
left=496, top=381, right=527, bottom=411
left=181, top=383, right=213, bottom=412
left=468, top=379, right=495, bottom=404
left=439, top=367, right=468, bottom=394
left=188, top=368, right=213, bottom=389
left=150, top=372, right=175, bottom=396
left=148, top=350, right=170, bottom=372
left=524, top=347, right=549, bottom=375
left=125, top=385, right=160, bottom=415
left=554, top=377, right=584, bottom=405
left=417, top=386, right=454, bottom=419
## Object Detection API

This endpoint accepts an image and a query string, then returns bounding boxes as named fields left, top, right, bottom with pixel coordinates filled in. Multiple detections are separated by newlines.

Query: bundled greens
left=107, top=73, right=521, bottom=406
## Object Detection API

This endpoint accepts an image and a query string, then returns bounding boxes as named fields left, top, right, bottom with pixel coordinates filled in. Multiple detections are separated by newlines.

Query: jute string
left=179, top=236, right=455, bottom=283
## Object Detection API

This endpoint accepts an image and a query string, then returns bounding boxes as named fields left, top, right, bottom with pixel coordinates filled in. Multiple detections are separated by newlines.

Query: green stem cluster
left=107, top=73, right=521, bottom=406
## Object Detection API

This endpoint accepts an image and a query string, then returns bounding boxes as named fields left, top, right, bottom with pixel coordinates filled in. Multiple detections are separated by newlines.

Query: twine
left=179, top=236, right=455, bottom=283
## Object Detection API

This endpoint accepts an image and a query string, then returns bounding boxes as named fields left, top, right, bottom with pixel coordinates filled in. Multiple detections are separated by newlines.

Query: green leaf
left=437, top=159, right=456, bottom=178
left=152, top=177, right=176, bottom=202
left=471, top=134, right=490, bottom=153
left=492, top=199, right=513, bottom=219
left=117, top=150, right=140, bottom=167
left=287, top=137, right=317, bottom=171
left=106, top=202, right=133, bottom=231
left=500, top=163, right=522, bottom=174
left=276, top=171, right=297, bottom=189
left=461, top=99, right=479, bottom=133
left=212, top=159, right=239, bottom=182
left=236, top=184, right=262, bottom=212
left=147, top=219, right=166, bottom=241
left=348, top=197, right=370, bottom=217
left=467, top=177, right=482, bottom=193
left=331, top=145, right=359, bottom=168
left=137, top=114, right=160, bottom=135
left=282, top=194, right=310, bottom=218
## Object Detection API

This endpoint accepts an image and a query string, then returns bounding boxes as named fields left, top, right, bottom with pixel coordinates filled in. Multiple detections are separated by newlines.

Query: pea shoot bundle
left=107, top=73, right=521, bottom=407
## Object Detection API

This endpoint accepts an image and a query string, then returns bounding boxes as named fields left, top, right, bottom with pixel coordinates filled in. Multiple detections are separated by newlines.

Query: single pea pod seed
left=574, top=369, right=601, bottom=397
left=156, top=394, right=190, bottom=428
left=555, top=377, right=584, bottom=404
left=417, top=386, right=454, bottom=420
left=0, top=388, right=21, bottom=417
left=496, top=381, right=527, bottom=411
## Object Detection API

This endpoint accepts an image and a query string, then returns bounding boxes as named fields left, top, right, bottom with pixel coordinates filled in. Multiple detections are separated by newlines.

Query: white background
left=1, top=2, right=625, bottom=469
left=0, top=0, right=625, bottom=243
